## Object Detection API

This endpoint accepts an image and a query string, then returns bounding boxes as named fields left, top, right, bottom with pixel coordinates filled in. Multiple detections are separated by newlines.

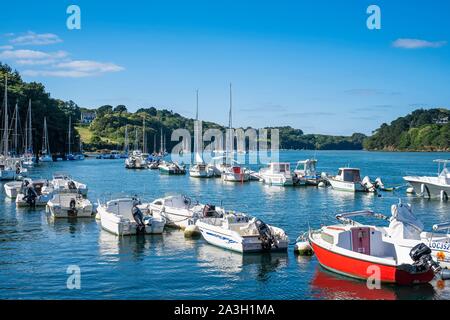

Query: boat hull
left=328, top=178, right=365, bottom=192
left=4, top=181, right=22, bottom=198
left=310, top=238, right=434, bottom=285
left=403, top=176, right=450, bottom=199
left=259, top=173, right=293, bottom=186
left=99, top=208, right=165, bottom=236
left=197, top=222, right=288, bottom=253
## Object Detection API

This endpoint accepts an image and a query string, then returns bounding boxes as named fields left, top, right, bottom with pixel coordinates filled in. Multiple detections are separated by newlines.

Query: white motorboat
left=327, top=167, right=366, bottom=192
left=125, top=150, right=147, bottom=169
left=149, top=195, right=216, bottom=230
left=307, top=203, right=442, bottom=285
left=97, top=197, right=166, bottom=235
left=196, top=210, right=289, bottom=253
left=4, top=178, right=34, bottom=198
left=294, top=159, right=323, bottom=186
left=16, top=179, right=54, bottom=207
left=189, top=163, right=214, bottom=178
left=52, top=173, right=88, bottom=196
left=46, top=193, right=93, bottom=218
left=159, top=161, right=186, bottom=175
left=258, top=162, right=294, bottom=186
left=0, top=158, right=27, bottom=180
left=208, top=156, right=230, bottom=176
left=221, top=164, right=250, bottom=182
left=403, top=159, right=450, bottom=200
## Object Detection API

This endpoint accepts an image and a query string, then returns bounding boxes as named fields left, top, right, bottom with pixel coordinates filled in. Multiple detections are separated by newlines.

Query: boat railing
left=336, top=210, right=390, bottom=225
left=432, top=222, right=450, bottom=232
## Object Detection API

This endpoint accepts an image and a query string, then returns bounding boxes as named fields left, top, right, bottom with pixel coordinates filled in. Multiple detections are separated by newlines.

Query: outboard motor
left=132, top=202, right=145, bottom=233
left=255, top=219, right=275, bottom=250
left=362, top=176, right=376, bottom=193
left=25, top=185, right=37, bottom=208
left=374, top=177, right=385, bottom=189
left=68, top=180, right=77, bottom=190
left=68, top=198, right=78, bottom=217
left=410, top=243, right=441, bottom=273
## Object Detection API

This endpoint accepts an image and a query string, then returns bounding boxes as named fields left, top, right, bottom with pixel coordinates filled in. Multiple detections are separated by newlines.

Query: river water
left=1, top=150, right=450, bottom=299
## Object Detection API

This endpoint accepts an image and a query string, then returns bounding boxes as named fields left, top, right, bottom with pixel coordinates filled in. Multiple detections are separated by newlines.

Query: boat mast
left=142, top=117, right=147, bottom=153
left=2, top=76, right=8, bottom=156
left=227, top=83, right=232, bottom=161
left=13, top=101, right=19, bottom=155
left=153, top=134, right=156, bottom=153
left=124, top=125, right=129, bottom=153
left=160, top=128, right=163, bottom=154
left=134, top=128, right=138, bottom=151
left=42, top=117, right=50, bottom=155
left=27, top=99, right=32, bottom=154
left=68, top=116, right=72, bottom=155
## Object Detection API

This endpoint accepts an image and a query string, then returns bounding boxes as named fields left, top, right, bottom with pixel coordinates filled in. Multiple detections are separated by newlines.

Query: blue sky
left=1, top=0, right=449, bottom=135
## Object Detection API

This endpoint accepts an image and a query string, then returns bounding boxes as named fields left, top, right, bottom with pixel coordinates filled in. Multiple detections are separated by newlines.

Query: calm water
left=1, top=150, right=450, bottom=300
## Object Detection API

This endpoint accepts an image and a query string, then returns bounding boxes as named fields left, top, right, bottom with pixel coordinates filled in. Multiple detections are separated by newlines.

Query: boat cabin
left=267, top=162, right=291, bottom=173
left=336, top=168, right=361, bottom=182
left=295, top=159, right=317, bottom=177
left=435, top=159, right=450, bottom=185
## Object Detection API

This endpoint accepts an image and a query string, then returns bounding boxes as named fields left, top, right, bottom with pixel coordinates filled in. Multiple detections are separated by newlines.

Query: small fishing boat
left=4, top=178, right=36, bottom=198
left=221, top=163, right=250, bottom=182
left=159, top=161, right=186, bottom=175
left=294, top=159, right=323, bottom=186
left=196, top=211, right=289, bottom=253
left=46, top=193, right=93, bottom=218
left=51, top=173, right=88, bottom=196
left=16, top=179, right=54, bottom=207
left=403, top=159, right=450, bottom=200
left=327, top=167, right=366, bottom=192
left=308, top=203, right=443, bottom=285
left=150, top=195, right=203, bottom=230
left=0, top=159, right=27, bottom=181
left=258, top=162, right=294, bottom=186
left=97, top=197, right=166, bottom=235
left=190, top=163, right=215, bottom=178
left=125, top=150, right=147, bottom=169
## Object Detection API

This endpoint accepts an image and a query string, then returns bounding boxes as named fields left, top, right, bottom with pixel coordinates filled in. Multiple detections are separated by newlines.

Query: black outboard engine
left=255, top=219, right=275, bottom=250
left=68, top=198, right=78, bottom=217
left=68, top=180, right=77, bottom=190
left=410, top=243, right=441, bottom=273
left=132, top=204, right=145, bottom=233
left=25, top=186, right=37, bottom=208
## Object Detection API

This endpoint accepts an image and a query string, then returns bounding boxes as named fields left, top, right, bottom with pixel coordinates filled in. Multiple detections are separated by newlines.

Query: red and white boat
left=308, top=203, right=441, bottom=285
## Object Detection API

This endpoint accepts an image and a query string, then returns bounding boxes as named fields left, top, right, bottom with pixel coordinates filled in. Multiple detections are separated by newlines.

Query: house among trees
left=81, top=111, right=97, bottom=124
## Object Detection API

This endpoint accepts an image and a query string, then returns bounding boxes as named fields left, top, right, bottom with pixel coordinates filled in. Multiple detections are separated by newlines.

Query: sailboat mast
left=142, top=117, right=146, bottom=153
left=160, top=128, right=163, bottom=154
left=68, top=116, right=72, bottom=154
left=2, top=76, right=8, bottom=156
left=14, top=101, right=18, bottom=154
left=153, top=134, right=156, bottom=153
left=124, top=125, right=128, bottom=153
left=28, top=99, right=32, bottom=154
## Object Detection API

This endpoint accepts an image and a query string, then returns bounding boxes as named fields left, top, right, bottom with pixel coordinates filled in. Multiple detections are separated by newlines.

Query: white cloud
left=56, top=60, right=124, bottom=73
left=23, top=60, right=124, bottom=78
left=10, top=32, right=62, bottom=46
left=16, top=59, right=57, bottom=66
left=0, top=45, right=13, bottom=50
left=0, top=49, right=68, bottom=60
left=392, top=38, right=447, bottom=49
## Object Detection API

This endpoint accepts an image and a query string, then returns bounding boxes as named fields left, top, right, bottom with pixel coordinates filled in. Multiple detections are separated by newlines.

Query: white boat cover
left=388, top=203, right=423, bottom=240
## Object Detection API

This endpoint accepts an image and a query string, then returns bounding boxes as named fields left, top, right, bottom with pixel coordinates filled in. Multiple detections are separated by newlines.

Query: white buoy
left=294, top=241, right=314, bottom=256
left=318, top=181, right=326, bottom=188
left=406, top=187, right=415, bottom=194
left=184, top=225, right=201, bottom=238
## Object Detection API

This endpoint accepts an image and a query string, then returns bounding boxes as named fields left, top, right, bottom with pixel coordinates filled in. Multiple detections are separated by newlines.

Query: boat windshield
left=272, top=163, right=289, bottom=172
left=342, top=170, right=361, bottom=182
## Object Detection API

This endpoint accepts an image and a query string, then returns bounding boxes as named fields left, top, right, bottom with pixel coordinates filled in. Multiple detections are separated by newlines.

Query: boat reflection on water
left=195, top=243, right=288, bottom=281
left=98, top=229, right=165, bottom=262
left=310, top=266, right=436, bottom=300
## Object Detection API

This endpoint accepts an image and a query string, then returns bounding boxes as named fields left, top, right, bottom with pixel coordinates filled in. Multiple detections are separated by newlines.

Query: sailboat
left=0, top=76, right=27, bottom=180
left=124, top=120, right=148, bottom=169
left=22, top=99, right=35, bottom=166
left=66, top=116, right=75, bottom=160
left=120, top=125, right=129, bottom=158
left=39, top=117, right=53, bottom=162
left=220, top=83, right=250, bottom=182
left=190, top=90, right=214, bottom=178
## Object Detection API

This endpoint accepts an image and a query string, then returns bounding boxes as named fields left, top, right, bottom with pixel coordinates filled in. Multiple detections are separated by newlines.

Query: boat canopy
left=270, top=162, right=290, bottom=172
left=388, top=203, right=423, bottom=240
left=296, top=159, right=317, bottom=175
